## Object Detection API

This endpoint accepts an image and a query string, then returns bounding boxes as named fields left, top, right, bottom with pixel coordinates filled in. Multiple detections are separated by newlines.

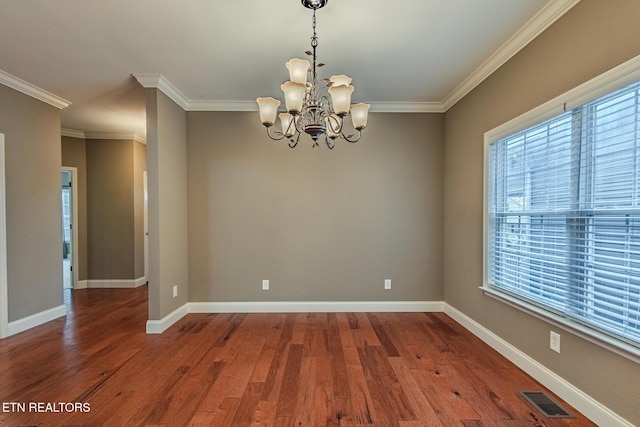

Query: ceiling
left=0, top=0, right=578, bottom=137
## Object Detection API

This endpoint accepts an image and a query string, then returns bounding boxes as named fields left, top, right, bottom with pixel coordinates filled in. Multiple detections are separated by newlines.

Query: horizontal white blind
left=488, top=80, right=640, bottom=346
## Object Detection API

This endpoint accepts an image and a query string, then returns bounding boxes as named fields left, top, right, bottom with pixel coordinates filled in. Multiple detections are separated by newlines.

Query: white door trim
left=0, top=134, right=8, bottom=338
left=62, top=166, right=79, bottom=289
left=143, top=171, right=148, bottom=284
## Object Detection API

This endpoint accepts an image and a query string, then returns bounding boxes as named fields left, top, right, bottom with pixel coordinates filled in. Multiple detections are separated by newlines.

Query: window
left=486, top=79, right=640, bottom=349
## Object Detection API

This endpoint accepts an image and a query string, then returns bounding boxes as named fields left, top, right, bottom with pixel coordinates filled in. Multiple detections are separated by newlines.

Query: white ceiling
left=0, top=0, right=578, bottom=136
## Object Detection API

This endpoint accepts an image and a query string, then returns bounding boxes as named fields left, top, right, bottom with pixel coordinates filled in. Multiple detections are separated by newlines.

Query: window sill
left=479, top=285, right=640, bottom=365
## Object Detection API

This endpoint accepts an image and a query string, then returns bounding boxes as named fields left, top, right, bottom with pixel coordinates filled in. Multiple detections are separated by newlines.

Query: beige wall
left=86, top=139, right=136, bottom=280
left=443, top=0, right=640, bottom=422
left=145, top=89, right=189, bottom=319
left=0, top=85, right=62, bottom=321
left=187, top=111, right=443, bottom=302
left=61, top=135, right=88, bottom=281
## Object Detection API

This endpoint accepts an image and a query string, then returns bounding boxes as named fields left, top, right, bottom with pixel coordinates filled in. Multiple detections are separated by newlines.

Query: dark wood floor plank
left=387, top=356, right=444, bottom=427
left=209, top=397, right=241, bottom=426
left=153, top=360, right=228, bottom=426
left=345, top=363, right=377, bottom=425
left=250, top=399, right=278, bottom=426
left=275, top=344, right=303, bottom=417
left=358, top=344, right=416, bottom=423
left=0, top=287, right=597, bottom=426
left=351, top=312, right=382, bottom=348
left=366, top=312, right=401, bottom=357
left=327, top=312, right=352, bottom=398
left=230, top=382, right=265, bottom=426
left=291, top=348, right=316, bottom=426
left=260, top=313, right=296, bottom=401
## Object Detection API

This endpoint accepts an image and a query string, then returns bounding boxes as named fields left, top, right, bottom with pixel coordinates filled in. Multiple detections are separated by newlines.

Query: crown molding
left=187, top=100, right=258, bottom=111
left=62, top=129, right=146, bottom=144
left=0, top=69, right=71, bottom=110
left=133, top=73, right=189, bottom=110
left=85, top=131, right=147, bottom=144
left=61, top=128, right=86, bottom=139
left=133, top=75, right=444, bottom=113
left=441, top=0, right=581, bottom=111
left=369, top=102, right=446, bottom=113
left=188, top=100, right=445, bottom=113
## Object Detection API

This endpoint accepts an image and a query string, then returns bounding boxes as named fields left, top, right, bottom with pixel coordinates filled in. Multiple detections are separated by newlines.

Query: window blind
left=488, top=80, right=640, bottom=347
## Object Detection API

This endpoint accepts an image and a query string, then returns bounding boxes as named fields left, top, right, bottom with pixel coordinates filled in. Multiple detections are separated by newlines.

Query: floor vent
left=520, top=391, right=575, bottom=419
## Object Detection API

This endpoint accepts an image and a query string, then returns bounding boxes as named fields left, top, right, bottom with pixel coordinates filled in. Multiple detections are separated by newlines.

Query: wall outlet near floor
left=172, top=285, right=178, bottom=298
left=550, top=331, right=561, bottom=353
left=262, top=279, right=269, bottom=290
left=384, top=279, right=391, bottom=290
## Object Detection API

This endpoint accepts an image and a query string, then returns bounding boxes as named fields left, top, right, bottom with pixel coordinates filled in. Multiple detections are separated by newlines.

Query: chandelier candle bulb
left=286, top=58, right=311, bottom=84
left=256, top=97, right=280, bottom=126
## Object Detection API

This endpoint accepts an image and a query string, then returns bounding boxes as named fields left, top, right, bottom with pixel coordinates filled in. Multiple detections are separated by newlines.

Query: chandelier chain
left=311, top=10, right=318, bottom=82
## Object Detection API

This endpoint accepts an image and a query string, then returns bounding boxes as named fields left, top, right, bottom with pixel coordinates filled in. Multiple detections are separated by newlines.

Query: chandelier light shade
left=279, top=113, right=296, bottom=137
left=286, top=58, right=311, bottom=84
left=329, top=74, right=352, bottom=86
left=350, top=103, right=371, bottom=130
left=256, top=97, right=280, bottom=126
left=256, top=0, right=370, bottom=149
left=281, top=81, right=307, bottom=114
left=327, top=84, right=354, bottom=116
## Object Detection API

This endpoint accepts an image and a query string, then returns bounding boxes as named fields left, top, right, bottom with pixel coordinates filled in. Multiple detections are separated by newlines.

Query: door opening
left=61, top=167, right=78, bottom=290
left=0, top=134, right=8, bottom=338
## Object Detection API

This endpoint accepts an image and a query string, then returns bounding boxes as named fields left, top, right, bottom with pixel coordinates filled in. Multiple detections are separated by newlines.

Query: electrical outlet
left=172, top=285, right=178, bottom=298
left=550, top=331, right=561, bottom=353
left=262, top=279, right=269, bottom=290
left=384, top=279, right=391, bottom=290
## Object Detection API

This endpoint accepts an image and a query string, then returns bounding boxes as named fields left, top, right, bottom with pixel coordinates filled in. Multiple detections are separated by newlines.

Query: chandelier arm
left=341, top=130, right=362, bottom=143
left=293, top=114, right=305, bottom=134
left=325, top=135, right=335, bottom=150
left=288, top=133, right=301, bottom=148
left=266, top=126, right=286, bottom=141
left=284, top=115, right=298, bottom=137
left=326, top=112, right=343, bottom=134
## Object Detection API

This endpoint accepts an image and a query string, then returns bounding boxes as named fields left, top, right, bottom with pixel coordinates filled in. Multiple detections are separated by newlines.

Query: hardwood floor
left=0, top=286, right=596, bottom=426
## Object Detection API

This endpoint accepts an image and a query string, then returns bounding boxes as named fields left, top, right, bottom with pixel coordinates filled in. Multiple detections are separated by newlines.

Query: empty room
left=0, top=0, right=639, bottom=425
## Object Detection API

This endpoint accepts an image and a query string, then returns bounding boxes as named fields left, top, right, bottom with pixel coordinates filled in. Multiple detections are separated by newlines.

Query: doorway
left=61, top=167, right=78, bottom=290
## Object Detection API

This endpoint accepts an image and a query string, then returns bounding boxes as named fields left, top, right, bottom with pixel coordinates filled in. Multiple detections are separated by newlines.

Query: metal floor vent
left=520, top=391, right=575, bottom=419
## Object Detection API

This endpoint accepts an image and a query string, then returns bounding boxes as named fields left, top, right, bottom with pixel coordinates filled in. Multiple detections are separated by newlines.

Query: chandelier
left=256, top=0, right=370, bottom=149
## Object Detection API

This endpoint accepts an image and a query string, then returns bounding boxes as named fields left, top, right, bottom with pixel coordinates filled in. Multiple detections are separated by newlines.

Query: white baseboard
left=188, top=300, right=444, bottom=313
left=7, top=305, right=66, bottom=337
left=146, top=303, right=189, bottom=334
left=443, top=303, right=634, bottom=427
left=147, top=300, right=441, bottom=335
left=86, top=277, right=147, bottom=289
left=75, top=280, right=88, bottom=290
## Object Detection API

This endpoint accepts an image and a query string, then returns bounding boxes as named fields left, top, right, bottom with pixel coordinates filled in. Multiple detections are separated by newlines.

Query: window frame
left=482, top=54, right=640, bottom=364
